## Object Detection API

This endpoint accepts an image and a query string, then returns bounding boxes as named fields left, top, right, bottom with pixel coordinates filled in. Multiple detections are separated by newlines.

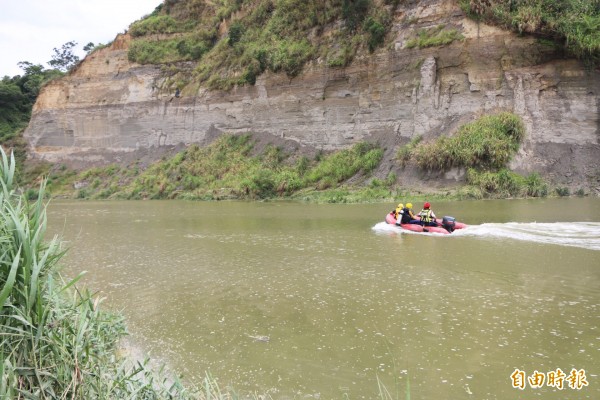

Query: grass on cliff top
left=460, top=0, right=600, bottom=65
left=127, top=0, right=399, bottom=91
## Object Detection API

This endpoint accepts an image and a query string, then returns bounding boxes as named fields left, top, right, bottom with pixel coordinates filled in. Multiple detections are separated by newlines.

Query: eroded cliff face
left=24, top=0, right=600, bottom=191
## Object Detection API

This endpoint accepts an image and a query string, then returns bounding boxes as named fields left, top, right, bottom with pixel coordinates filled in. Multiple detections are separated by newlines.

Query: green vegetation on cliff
left=36, top=135, right=385, bottom=202
left=461, top=0, right=600, bottom=64
left=404, top=25, right=464, bottom=49
left=128, top=0, right=400, bottom=91
left=413, top=112, right=524, bottom=171
left=397, top=112, right=549, bottom=198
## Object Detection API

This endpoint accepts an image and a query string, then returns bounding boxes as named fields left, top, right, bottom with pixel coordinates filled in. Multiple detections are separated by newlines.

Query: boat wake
left=373, top=221, right=600, bottom=251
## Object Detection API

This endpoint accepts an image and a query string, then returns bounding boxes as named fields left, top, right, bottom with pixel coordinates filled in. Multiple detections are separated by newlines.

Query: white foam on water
left=371, top=222, right=450, bottom=236
left=373, top=221, right=600, bottom=250
left=455, top=222, right=600, bottom=250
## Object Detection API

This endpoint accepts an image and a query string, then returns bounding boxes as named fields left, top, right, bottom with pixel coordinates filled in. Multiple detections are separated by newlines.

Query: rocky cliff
left=24, top=0, right=600, bottom=191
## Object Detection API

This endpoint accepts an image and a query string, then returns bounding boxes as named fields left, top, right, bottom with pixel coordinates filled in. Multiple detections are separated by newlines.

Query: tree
left=48, top=41, right=80, bottom=71
left=16, top=62, right=62, bottom=100
left=83, top=42, right=95, bottom=54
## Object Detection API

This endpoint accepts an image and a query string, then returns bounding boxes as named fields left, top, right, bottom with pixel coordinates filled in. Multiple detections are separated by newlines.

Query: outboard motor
left=442, top=216, right=456, bottom=233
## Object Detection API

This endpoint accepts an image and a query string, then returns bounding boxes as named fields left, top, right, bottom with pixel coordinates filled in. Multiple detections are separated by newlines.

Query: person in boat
left=418, top=202, right=438, bottom=226
left=393, top=203, right=404, bottom=225
left=401, top=203, right=420, bottom=224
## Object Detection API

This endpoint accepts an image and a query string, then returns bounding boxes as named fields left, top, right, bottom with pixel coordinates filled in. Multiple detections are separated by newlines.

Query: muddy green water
left=47, top=198, right=600, bottom=399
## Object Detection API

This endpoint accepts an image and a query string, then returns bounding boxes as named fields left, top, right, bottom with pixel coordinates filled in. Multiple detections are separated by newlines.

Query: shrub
left=229, top=21, right=245, bottom=46
left=364, top=16, right=387, bottom=52
left=177, top=39, right=209, bottom=60
left=555, top=186, right=570, bottom=197
left=385, top=172, right=397, bottom=186
left=128, top=39, right=181, bottom=64
left=274, top=170, right=303, bottom=195
left=76, top=188, right=89, bottom=198
left=269, top=39, right=314, bottom=77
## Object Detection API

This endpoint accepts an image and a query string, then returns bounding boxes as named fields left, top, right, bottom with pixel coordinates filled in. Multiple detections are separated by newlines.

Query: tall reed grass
left=0, top=147, right=199, bottom=398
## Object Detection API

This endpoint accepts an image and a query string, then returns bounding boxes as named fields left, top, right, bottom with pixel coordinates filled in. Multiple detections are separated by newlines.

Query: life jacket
left=400, top=207, right=412, bottom=224
left=419, top=209, right=433, bottom=223
left=395, top=207, right=404, bottom=220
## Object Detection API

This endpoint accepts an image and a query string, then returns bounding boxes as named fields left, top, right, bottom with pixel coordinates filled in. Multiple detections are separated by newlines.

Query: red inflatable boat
left=385, top=212, right=467, bottom=234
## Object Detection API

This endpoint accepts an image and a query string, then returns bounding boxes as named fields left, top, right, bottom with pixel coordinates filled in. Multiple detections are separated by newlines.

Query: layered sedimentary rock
left=24, top=0, right=600, bottom=190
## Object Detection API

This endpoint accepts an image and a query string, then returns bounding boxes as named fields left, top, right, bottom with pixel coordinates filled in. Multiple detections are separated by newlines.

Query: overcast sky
left=0, top=0, right=159, bottom=77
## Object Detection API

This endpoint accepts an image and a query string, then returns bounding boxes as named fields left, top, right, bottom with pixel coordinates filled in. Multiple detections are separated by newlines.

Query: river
left=47, top=198, right=600, bottom=399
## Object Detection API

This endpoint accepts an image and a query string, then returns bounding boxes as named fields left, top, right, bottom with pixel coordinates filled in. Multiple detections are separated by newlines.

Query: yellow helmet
left=397, top=203, right=404, bottom=209
left=406, top=203, right=413, bottom=209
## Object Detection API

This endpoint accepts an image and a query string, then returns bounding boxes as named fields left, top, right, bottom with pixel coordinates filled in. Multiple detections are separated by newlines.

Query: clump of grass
left=523, top=172, right=548, bottom=197
left=395, top=135, right=422, bottom=167
left=555, top=186, right=570, bottom=197
left=466, top=168, right=548, bottom=198
left=405, top=25, right=464, bottom=49
left=304, top=142, right=384, bottom=190
left=413, top=112, right=525, bottom=171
